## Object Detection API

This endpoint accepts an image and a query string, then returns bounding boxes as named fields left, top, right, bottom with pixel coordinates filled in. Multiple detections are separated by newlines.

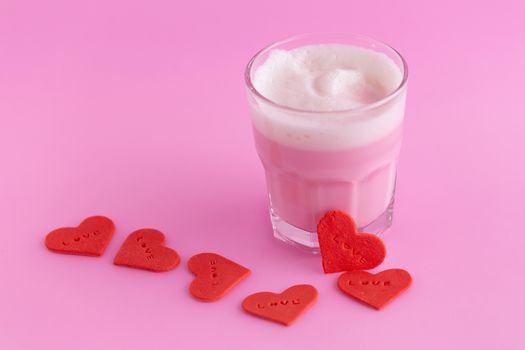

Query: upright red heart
left=338, top=269, right=412, bottom=310
left=317, top=210, right=386, bottom=273
left=242, top=285, right=318, bottom=326
left=45, top=216, right=115, bottom=256
left=113, top=229, right=180, bottom=272
left=188, top=253, right=251, bottom=301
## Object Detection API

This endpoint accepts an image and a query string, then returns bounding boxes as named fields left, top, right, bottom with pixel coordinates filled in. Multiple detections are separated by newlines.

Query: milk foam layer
left=249, top=44, right=406, bottom=150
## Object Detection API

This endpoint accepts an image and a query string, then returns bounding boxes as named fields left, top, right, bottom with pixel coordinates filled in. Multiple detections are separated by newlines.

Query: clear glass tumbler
left=245, top=33, right=408, bottom=252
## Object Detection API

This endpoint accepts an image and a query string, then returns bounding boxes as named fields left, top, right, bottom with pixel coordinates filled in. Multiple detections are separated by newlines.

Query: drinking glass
left=245, top=33, right=408, bottom=252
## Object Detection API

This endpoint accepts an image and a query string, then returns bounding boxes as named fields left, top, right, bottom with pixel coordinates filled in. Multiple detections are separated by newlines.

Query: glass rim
left=244, top=32, right=409, bottom=114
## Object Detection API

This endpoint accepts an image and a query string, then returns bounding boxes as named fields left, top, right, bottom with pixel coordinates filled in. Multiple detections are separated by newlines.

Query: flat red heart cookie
left=188, top=253, right=251, bottom=301
left=317, top=210, right=386, bottom=273
left=338, top=269, right=412, bottom=310
left=45, top=216, right=115, bottom=256
left=113, top=229, right=180, bottom=272
left=242, top=285, right=318, bottom=326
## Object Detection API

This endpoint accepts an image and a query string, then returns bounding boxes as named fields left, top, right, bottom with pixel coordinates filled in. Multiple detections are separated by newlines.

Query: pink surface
left=1, top=0, right=524, bottom=349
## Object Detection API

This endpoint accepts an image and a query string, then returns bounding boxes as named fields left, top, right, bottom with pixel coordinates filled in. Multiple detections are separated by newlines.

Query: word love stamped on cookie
left=242, top=284, right=318, bottom=326
left=188, top=253, right=251, bottom=301
left=317, top=210, right=386, bottom=273
left=45, top=216, right=115, bottom=256
left=338, top=269, right=412, bottom=310
left=114, top=229, right=180, bottom=272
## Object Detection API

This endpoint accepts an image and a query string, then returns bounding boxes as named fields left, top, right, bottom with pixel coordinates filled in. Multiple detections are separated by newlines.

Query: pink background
left=1, top=0, right=524, bottom=349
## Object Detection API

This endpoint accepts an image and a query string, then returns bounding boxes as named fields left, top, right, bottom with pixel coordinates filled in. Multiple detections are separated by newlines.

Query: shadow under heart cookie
left=188, top=253, right=251, bottom=301
left=45, top=216, right=115, bottom=256
left=113, top=229, right=180, bottom=272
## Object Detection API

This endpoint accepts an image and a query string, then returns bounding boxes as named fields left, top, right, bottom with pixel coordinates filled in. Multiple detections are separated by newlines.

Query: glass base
left=270, top=198, right=394, bottom=254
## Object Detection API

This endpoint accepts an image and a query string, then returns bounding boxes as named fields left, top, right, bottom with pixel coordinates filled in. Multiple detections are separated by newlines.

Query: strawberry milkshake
left=245, top=33, right=408, bottom=251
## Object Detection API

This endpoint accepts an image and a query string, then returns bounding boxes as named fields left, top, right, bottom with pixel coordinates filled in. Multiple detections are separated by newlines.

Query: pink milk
left=253, top=125, right=402, bottom=234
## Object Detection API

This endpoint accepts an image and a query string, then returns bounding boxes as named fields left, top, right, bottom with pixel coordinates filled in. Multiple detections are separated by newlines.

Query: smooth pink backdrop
left=1, top=1, right=524, bottom=349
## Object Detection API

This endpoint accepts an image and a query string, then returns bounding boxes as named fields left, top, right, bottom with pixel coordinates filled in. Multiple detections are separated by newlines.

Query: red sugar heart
left=242, top=285, right=318, bottom=326
left=45, top=216, right=115, bottom=256
left=317, top=210, right=386, bottom=273
left=188, top=253, right=251, bottom=301
left=338, top=269, right=412, bottom=310
left=113, top=229, right=180, bottom=272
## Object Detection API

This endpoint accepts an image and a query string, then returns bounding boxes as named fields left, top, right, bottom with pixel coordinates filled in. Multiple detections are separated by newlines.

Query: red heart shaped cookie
left=317, top=210, right=386, bottom=273
left=45, top=216, right=115, bottom=256
left=188, top=253, right=251, bottom=301
left=338, top=269, right=412, bottom=310
left=242, top=285, right=318, bottom=326
left=113, top=229, right=180, bottom=272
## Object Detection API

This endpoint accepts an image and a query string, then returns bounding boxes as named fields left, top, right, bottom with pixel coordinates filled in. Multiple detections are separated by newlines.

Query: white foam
left=248, top=44, right=406, bottom=150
